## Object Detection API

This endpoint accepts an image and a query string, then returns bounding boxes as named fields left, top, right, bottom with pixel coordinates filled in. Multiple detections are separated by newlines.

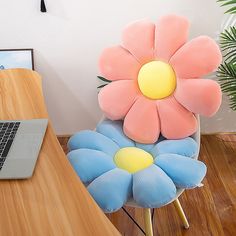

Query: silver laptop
left=0, top=119, right=48, bottom=179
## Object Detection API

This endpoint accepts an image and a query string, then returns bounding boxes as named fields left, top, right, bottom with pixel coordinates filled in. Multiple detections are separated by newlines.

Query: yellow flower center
left=114, top=147, right=153, bottom=174
left=138, top=61, right=176, bottom=99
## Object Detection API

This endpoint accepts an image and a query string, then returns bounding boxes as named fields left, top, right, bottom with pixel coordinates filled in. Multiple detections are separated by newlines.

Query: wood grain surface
left=0, top=69, right=120, bottom=236
left=59, top=134, right=236, bottom=236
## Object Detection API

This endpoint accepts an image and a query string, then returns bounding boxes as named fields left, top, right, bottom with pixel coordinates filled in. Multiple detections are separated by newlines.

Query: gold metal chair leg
left=144, top=208, right=153, bottom=236
left=173, top=199, right=189, bottom=229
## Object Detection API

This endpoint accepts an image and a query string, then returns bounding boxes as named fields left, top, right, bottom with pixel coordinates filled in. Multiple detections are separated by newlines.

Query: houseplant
left=217, top=0, right=236, bottom=110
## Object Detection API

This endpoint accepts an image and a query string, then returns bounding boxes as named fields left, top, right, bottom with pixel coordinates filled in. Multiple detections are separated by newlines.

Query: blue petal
left=67, top=130, right=119, bottom=156
left=68, top=149, right=116, bottom=184
left=135, top=135, right=166, bottom=152
left=96, top=119, right=134, bottom=148
left=155, top=153, right=207, bottom=188
left=133, top=165, right=176, bottom=208
left=150, top=137, right=198, bottom=158
left=88, top=168, right=132, bottom=213
left=135, top=143, right=155, bottom=152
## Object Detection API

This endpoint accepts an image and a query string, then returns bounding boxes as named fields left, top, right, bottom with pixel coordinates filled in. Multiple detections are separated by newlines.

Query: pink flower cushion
left=98, top=14, right=222, bottom=144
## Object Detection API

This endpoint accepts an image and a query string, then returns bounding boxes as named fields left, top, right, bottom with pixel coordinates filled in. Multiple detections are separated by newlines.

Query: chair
left=68, top=117, right=202, bottom=235
left=67, top=14, right=222, bottom=235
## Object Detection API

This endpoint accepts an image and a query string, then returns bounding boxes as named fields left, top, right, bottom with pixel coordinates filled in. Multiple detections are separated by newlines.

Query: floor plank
left=58, top=134, right=236, bottom=236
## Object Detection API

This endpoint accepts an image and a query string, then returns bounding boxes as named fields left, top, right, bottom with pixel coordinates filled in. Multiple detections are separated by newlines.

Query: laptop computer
left=0, top=119, right=48, bottom=179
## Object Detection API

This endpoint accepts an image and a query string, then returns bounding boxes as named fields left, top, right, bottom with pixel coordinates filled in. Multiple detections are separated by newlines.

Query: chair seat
left=126, top=188, right=184, bottom=208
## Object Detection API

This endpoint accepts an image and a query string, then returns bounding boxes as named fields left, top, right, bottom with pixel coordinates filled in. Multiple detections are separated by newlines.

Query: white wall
left=0, top=0, right=235, bottom=134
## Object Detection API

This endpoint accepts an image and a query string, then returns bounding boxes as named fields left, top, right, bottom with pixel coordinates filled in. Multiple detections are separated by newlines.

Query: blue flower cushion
left=67, top=119, right=206, bottom=213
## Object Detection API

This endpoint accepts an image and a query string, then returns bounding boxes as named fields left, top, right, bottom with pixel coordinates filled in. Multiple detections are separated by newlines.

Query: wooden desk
left=0, top=69, right=120, bottom=236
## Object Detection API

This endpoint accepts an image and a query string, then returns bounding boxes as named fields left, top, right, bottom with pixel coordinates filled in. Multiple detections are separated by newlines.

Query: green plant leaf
left=220, top=0, right=236, bottom=7
left=219, top=27, right=236, bottom=65
left=224, top=48, right=236, bottom=61
left=217, top=62, right=236, bottom=109
left=97, top=76, right=112, bottom=83
left=97, top=84, right=107, bottom=89
left=225, top=6, right=236, bottom=14
left=217, top=0, right=236, bottom=13
left=229, top=57, right=236, bottom=63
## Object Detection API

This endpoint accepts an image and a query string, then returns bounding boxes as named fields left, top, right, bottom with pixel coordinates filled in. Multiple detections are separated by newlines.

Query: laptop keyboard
left=0, top=122, right=20, bottom=170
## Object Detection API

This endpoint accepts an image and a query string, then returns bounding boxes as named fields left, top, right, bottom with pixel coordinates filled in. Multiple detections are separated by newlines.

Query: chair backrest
left=191, top=115, right=201, bottom=160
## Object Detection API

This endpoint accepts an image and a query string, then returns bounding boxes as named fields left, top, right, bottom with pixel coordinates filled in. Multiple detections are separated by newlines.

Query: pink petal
left=175, top=78, right=222, bottom=117
left=157, top=97, right=198, bottom=139
left=170, top=36, right=222, bottom=79
left=122, top=19, right=155, bottom=64
left=99, top=46, right=141, bottom=81
left=98, top=80, right=140, bottom=120
left=124, top=96, right=160, bottom=143
left=155, top=14, right=189, bottom=62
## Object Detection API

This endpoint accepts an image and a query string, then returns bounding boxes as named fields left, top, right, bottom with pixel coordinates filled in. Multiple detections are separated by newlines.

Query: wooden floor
left=58, top=134, right=236, bottom=236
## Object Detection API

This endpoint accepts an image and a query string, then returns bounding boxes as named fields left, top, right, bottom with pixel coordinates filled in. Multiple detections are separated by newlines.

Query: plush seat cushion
left=98, top=14, right=222, bottom=143
left=68, top=120, right=206, bottom=212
